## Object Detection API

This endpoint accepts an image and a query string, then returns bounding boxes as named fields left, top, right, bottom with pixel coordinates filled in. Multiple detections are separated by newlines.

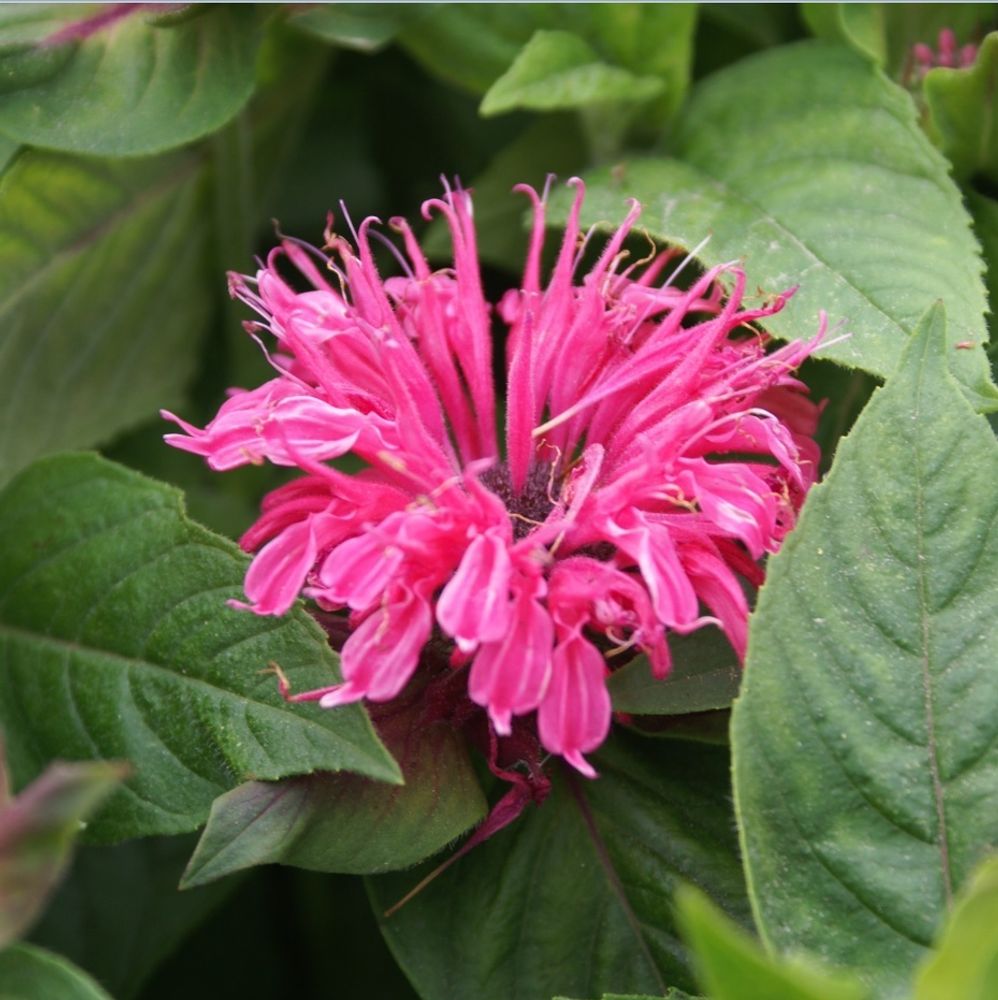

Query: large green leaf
left=30, top=835, right=235, bottom=1000
left=0, top=147, right=212, bottom=486
left=181, top=683, right=487, bottom=887
left=732, top=305, right=998, bottom=997
left=0, top=5, right=263, bottom=156
left=968, top=190, right=998, bottom=360
left=676, top=886, right=867, bottom=1000
left=924, top=32, right=998, bottom=183
left=0, top=944, right=112, bottom=1000
left=369, top=732, right=749, bottom=1000
left=915, top=853, right=998, bottom=1000
left=0, top=453, right=399, bottom=843
left=572, top=43, right=995, bottom=408
left=0, top=754, right=125, bottom=948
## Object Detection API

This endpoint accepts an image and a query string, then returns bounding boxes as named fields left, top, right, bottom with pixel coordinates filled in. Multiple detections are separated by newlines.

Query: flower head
left=912, top=28, right=978, bottom=78
left=163, top=179, right=822, bottom=777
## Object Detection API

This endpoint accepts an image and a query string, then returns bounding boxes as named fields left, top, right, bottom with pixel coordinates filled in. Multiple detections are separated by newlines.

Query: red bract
left=163, top=179, right=823, bottom=777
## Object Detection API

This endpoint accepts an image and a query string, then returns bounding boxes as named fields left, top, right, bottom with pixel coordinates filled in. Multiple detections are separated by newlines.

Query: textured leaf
left=480, top=30, right=663, bottom=117
left=0, top=453, right=399, bottom=843
left=0, top=944, right=112, bottom=1000
left=732, top=305, right=998, bottom=997
left=924, top=32, right=998, bottom=183
left=0, top=5, right=263, bottom=156
left=370, top=732, right=749, bottom=1000
left=608, top=630, right=740, bottom=716
left=181, top=684, right=487, bottom=887
left=29, top=834, right=234, bottom=1000
left=676, top=885, right=868, bottom=1000
left=915, top=854, right=998, bottom=1000
left=0, top=147, right=212, bottom=486
left=572, top=43, right=995, bottom=408
left=0, top=756, right=125, bottom=947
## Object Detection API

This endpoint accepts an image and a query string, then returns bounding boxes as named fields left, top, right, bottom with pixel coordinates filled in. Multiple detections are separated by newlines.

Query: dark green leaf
left=676, top=885, right=868, bottom=1000
left=181, top=683, right=487, bottom=886
left=480, top=29, right=663, bottom=117
left=968, top=190, right=998, bottom=362
left=30, top=835, right=235, bottom=1000
left=924, top=32, right=998, bottom=183
left=0, top=453, right=399, bottom=843
left=0, top=147, right=212, bottom=486
left=0, top=755, right=125, bottom=947
left=571, top=43, right=996, bottom=409
left=288, top=4, right=416, bottom=53
left=0, top=5, right=264, bottom=156
left=732, top=304, right=998, bottom=996
left=370, top=732, right=749, bottom=1000
left=608, top=629, right=740, bottom=716
left=0, top=943, right=112, bottom=1000
left=915, top=854, right=998, bottom=1000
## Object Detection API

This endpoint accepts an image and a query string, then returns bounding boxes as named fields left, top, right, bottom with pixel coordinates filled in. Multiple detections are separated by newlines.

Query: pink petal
left=241, top=517, right=319, bottom=616
left=537, top=632, right=611, bottom=778
left=436, top=530, right=513, bottom=652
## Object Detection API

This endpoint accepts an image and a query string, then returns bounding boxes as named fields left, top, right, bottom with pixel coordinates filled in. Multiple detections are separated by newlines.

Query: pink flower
left=163, top=179, right=823, bottom=777
left=912, top=28, right=978, bottom=78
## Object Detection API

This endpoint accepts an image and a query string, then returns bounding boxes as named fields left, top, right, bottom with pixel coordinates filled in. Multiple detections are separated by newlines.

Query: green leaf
left=676, top=885, right=868, bottom=1000
left=608, top=629, right=740, bottom=716
left=369, top=732, right=749, bottom=1000
left=0, top=5, right=264, bottom=156
left=732, top=304, right=998, bottom=996
left=801, top=4, right=887, bottom=64
left=181, top=682, right=487, bottom=887
left=0, top=453, right=400, bottom=843
left=0, top=147, right=212, bottom=487
left=915, top=853, right=998, bottom=1000
left=571, top=43, right=996, bottom=409
left=0, top=943, right=112, bottom=1000
left=288, top=4, right=415, bottom=53
left=29, top=835, right=235, bottom=1000
left=480, top=29, right=663, bottom=117
left=925, top=32, right=998, bottom=183
left=0, top=754, right=125, bottom=948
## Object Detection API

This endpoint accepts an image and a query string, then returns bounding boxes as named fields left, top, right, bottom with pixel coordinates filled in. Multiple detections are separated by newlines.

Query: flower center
left=479, top=462, right=556, bottom=540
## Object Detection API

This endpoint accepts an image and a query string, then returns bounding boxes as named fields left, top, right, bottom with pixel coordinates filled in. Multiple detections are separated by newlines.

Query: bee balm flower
left=163, top=179, right=822, bottom=777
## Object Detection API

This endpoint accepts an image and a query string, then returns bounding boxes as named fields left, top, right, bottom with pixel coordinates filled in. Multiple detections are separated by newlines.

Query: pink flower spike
left=164, top=178, right=824, bottom=775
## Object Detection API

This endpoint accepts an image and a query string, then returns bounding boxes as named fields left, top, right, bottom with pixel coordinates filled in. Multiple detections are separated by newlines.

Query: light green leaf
left=571, top=43, right=995, bottom=408
left=29, top=835, right=235, bottom=1000
left=925, top=32, right=998, bottom=183
left=0, top=453, right=399, bottom=843
left=181, top=682, right=486, bottom=886
left=0, top=943, right=112, bottom=1000
left=915, top=853, right=998, bottom=1000
left=676, top=885, right=868, bottom=1000
left=968, top=190, right=998, bottom=359
left=801, top=4, right=887, bottom=64
left=0, top=755, right=125, bottom=948
left=732, top=304, right=998, bottom=996
left=370, top=732, right=749, bottom=1000
left=608, top=630, right=740, bottom=716
left=481, top=29, right=663, bottom=117
left=0, top=147, right=212, bottom=487
left=0, top=5, right=264, bottom=156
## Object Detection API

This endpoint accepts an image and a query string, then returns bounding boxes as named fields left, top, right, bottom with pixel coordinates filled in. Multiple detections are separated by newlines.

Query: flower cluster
left=164, top=180, right=822, bottom=777
left=912, top=27, right=978, bottom=77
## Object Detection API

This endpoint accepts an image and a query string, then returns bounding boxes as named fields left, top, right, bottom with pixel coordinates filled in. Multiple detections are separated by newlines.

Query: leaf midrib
left=911, top=341, right=954, bottom=908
